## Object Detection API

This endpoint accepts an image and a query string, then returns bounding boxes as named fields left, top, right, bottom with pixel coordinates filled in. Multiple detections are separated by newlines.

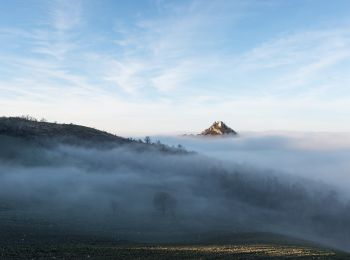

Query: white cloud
left=236, top=28, right=350, bottom=94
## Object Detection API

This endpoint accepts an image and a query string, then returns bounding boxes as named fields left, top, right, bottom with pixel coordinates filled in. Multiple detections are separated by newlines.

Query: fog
left=1, top=134, right=350, bottom=251
left=156, top=133, right=350, bottom=193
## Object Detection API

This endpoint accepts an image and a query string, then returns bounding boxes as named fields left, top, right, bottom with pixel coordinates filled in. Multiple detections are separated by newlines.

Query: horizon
left=1, top=0, right=350, bottom=134
left=3, top=115, right=350, bottom=138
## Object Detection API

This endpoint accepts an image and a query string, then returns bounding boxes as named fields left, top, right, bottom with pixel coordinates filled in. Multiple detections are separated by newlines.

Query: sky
left=1, top=0, right=350, bottom=135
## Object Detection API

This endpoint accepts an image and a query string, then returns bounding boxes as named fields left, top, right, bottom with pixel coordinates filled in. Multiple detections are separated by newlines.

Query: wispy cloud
left=33, top=0, right=83, bottom=59
left=50, top=0, right=82, bottom=32
left=237, top=28, right=350, bottom=95
left=106, top=1, right=350, bottom=101
left=103, top=59, right=147, bottom=94
left=106, top=0, right=249, bottom=94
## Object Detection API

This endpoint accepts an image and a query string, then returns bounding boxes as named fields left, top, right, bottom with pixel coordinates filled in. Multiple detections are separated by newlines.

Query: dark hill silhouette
left=0, top=116, right=128, bottom=145
left=0, top=116, right=189, bottom=153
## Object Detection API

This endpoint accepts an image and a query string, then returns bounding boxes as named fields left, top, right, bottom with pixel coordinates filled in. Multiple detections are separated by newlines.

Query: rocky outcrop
left=199, top=121, right=237, bottom=136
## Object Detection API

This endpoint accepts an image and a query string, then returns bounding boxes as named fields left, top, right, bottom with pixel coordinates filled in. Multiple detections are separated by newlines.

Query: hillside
left=1, top=117, right=350, bottom=257
left=0, top=116, right=128, bottom=144
left=0, top=116, right=189, bottom=155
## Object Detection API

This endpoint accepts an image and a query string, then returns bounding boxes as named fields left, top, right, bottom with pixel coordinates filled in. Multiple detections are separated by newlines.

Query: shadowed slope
left=0, top=116, right=128, bottom=145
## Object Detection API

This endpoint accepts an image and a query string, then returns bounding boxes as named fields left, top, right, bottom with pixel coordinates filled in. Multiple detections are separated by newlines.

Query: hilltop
left=199, top=121, right=237, bottom=136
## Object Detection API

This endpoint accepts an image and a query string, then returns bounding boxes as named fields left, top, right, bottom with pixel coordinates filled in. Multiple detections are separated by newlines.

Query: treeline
left=13, top=115, right=48, bottom=123
left=127, top=136, right=189, bottom=154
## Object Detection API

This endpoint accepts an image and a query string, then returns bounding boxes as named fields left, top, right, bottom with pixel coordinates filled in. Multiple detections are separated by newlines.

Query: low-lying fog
left=156, top=132, right=350, bottom=194
left=1, top=133, right=350, bottom=251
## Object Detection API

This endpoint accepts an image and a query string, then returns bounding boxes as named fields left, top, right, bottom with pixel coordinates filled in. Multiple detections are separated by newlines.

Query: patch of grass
left=1, top=244, right=349, bottom=259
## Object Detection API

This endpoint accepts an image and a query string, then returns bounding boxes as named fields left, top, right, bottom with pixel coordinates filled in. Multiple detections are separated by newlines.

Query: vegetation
left=0, top=116, right=190, bottom=154
left=0, top=244, right=349, bottom=259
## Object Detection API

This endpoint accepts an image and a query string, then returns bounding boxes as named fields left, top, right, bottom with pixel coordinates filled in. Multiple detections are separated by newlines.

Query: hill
left=200, top=121, right=237, bottom=136
left=0, top=116, right=188, bottom=153
left=0, top=116, right=128, bottom=144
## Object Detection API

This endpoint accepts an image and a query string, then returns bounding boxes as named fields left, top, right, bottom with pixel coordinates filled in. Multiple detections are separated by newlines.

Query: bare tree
left=144, top=136, right=151, bottom=144
left=153, top=191, right=177, bottom=216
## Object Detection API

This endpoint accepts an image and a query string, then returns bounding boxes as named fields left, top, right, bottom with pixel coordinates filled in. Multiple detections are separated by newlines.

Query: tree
left=144, top=136, right=151, bottom=144
left=153, top=191, right=177, bottom=216
left=21, top=115, right=37, bottom=121
left=177, top=144, right=184, bottom=150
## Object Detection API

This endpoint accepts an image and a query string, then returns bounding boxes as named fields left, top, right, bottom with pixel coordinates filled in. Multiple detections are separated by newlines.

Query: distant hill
left=199, top=121, right=237, bottom=136
left=0, top=116, right=188, bottom=153
left=0, top=116, right=129, bottom=145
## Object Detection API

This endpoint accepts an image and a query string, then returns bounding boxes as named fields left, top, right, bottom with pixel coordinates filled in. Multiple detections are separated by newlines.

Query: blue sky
left=1, top=0, right=350, bottom=135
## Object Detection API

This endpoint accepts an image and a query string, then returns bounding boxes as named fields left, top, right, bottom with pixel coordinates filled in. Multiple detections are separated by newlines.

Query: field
left=1, top=228, right=349, bottom=260
left=1, top=210, right=349, bottom=259
left=1, top=243, right=350, bottom=259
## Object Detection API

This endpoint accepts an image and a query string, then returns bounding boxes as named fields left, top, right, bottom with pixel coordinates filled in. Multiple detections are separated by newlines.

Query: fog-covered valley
left=1, top=129, right=350, bottom=252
